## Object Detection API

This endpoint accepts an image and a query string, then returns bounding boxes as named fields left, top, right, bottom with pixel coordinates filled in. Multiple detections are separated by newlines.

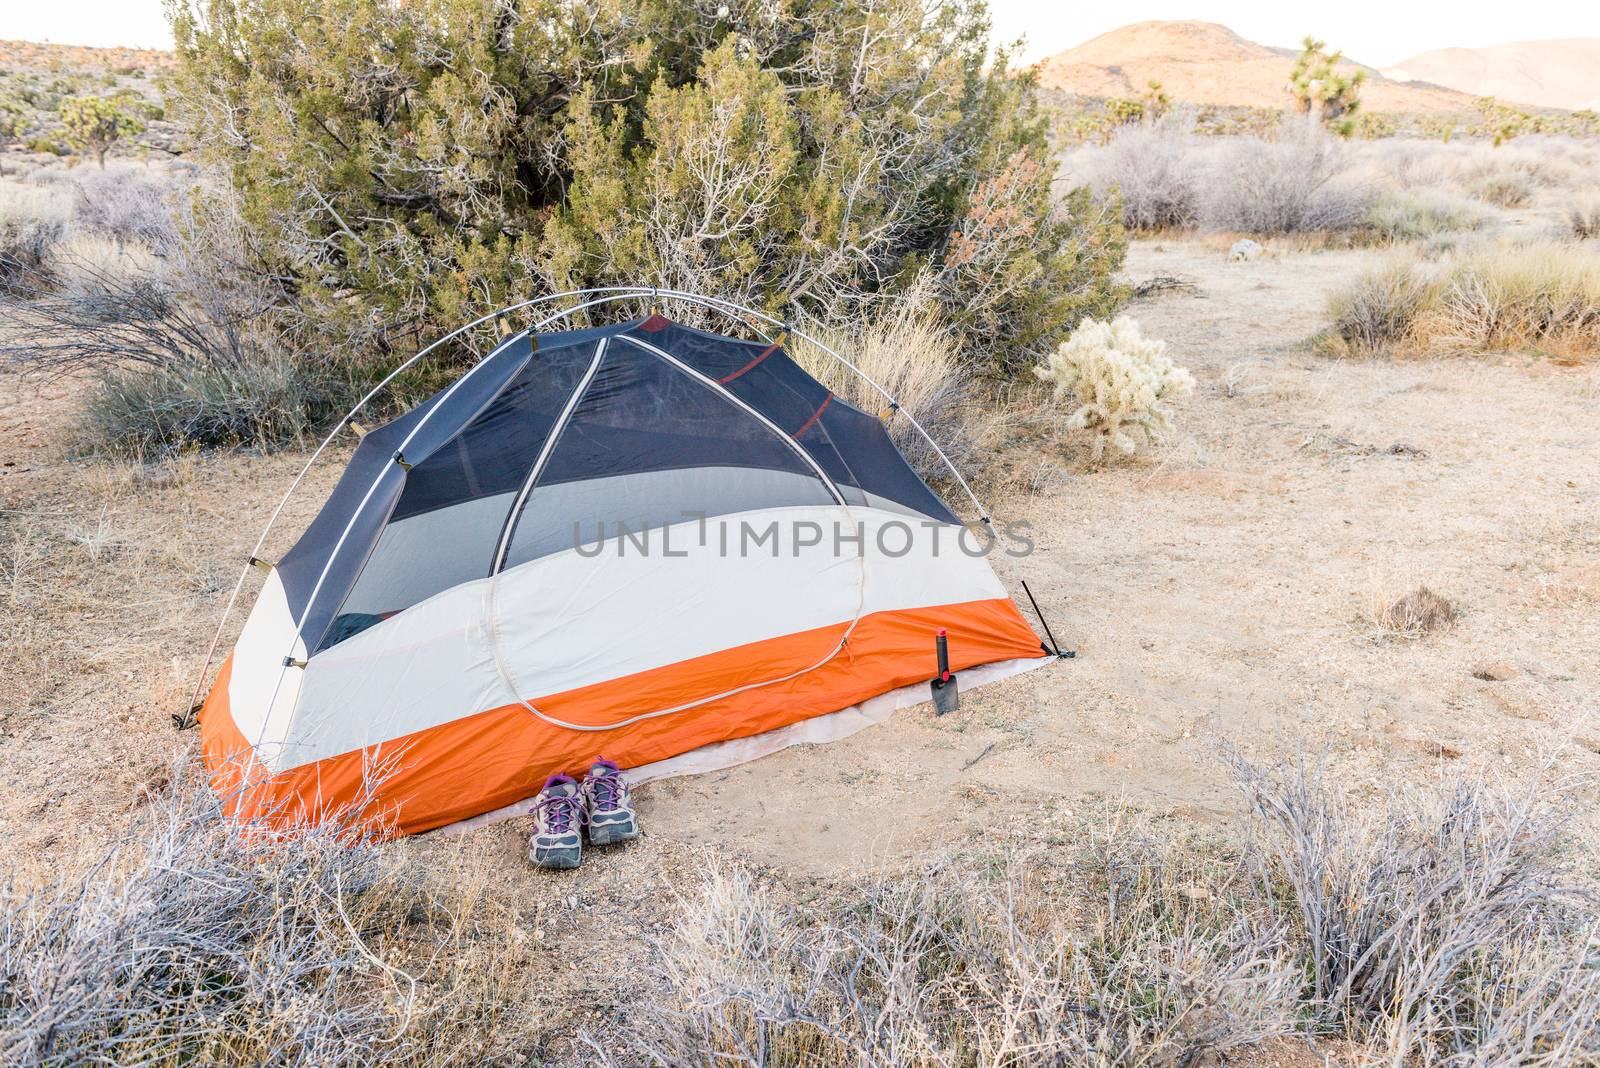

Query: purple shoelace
left=586, top=774, right=624, bottom=810
left=537, top=790, right=585, bottom=834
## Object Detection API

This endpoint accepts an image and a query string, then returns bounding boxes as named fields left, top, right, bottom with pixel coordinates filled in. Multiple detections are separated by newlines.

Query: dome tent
left=195, top=290, right=1052, bottom=835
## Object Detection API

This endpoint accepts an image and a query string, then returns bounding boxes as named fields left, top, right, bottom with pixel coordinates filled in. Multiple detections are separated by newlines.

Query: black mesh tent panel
left=499, top=335, right=837, bottom=571
left=277, top=313, right=968, bottom=659
left=287, top=323, right=616, bottom=653
left=621, top=319, right=959, bottom=524
left=276, top=331, right=535, bottom=652
left=323, top=338, right=604, bottom=643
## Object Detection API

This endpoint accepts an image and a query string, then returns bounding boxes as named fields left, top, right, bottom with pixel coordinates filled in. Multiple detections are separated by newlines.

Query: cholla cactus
left=1035, top=316, right=1194, bottom=460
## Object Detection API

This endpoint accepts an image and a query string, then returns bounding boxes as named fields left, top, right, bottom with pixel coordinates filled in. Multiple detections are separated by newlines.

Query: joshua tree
left=60, top=94, right=144, bottom=168
left=1287, top=37, right=1365, bottom=136
left=1141, top=79, right=1170, bottom=123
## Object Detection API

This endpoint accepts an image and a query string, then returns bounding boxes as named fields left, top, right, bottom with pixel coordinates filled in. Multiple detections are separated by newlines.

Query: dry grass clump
left=1362, top=189, right=1487, bottom=243
left=1328, top=241, right=1600, bottom=357
left=589, top=754, right=1600, bottom=1066
left=0, top=762, right=540, bottom=1067
left=0, top=182, right=71, bottom=290
left=1471, top=171, right=1534, bottom=209
left=582, top=830, right=1301, bottom=1065
left=1230, top=753, right=1600, bottom=1064
left=1371, top=583, right=1458, bottom=638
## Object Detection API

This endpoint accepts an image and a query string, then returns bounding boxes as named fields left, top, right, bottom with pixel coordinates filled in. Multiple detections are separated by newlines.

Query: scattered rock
left=1471, top=661, right=1517, bottom=682
left=1415, top=739, right=1463, bottom=760
left=1132, top=274, right=1197, bottom=298
left=1386, top=442, right=1429, bottom=458
left=1228, top=238, right=1264, bottom=262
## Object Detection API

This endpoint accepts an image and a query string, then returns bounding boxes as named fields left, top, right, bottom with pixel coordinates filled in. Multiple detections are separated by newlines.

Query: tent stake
left=1021, top=579, right=1074, bottom=659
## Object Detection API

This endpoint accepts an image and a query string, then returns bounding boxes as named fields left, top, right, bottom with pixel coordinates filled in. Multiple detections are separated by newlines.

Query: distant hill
left=0, top=39, right=174, bottom=75
left=1034, top=21, right=1485, bottom=116
left=1383, top=39, right=1600, bottom=112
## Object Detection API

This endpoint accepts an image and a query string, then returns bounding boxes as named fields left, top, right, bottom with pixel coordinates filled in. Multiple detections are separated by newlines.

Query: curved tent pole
left=247, top=291, right=672, bottom=748
left=184, top=286, right=657, bottom=720
left=187, top=286, right=993, bottom=732
left=648, top=289, right=992, bottom=522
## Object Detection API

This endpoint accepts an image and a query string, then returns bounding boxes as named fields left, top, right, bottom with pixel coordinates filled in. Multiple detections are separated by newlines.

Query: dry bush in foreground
left=1230, top=752, right=1600, bottom=1065
left=0, top=762, right=538, bottom=1067
left=582, top=847, right=1299, bottom=1066
left=1328, top=242, right=1600, bottom=357
left=586, top=753, right=1600, bottom=1067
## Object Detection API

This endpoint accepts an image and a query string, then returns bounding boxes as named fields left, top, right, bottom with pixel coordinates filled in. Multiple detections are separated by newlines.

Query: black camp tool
left=931, top=629, right=960, bottom=714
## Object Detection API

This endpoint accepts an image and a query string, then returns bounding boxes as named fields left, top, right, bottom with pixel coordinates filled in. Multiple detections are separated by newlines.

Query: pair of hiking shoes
left=529, top=757, right=640, bottom=869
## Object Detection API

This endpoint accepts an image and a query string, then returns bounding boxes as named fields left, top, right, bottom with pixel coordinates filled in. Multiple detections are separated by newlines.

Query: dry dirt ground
left=3, top=236, right=1598, bottom=1057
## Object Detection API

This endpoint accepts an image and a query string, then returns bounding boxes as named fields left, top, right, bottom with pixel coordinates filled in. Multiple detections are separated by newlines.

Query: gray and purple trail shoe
left=529, top=774, right=586, bottom=870
left=581, top=758, right=640, bottom=846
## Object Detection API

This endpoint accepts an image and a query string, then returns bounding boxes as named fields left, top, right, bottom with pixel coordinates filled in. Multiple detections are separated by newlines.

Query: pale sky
left=2, top=0, right=1596, bottom=68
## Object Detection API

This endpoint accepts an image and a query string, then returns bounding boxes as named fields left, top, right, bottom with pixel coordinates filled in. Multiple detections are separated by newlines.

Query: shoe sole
left=588, top=821, right=639, bottom=846
left=530, top=847, right=582, bottom=869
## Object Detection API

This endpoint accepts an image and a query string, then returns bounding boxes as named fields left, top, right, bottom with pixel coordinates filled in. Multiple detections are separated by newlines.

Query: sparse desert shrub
left=1069, top=120, right=1204, bottom=231
left=585, top=847, right=1300, bottom=1065
left=1326, top=252, right=1440, bottom=350
left=0, top=181, right=70, bottom=289
left=0, top=182, right=356, bottom=456
left=1567, top=193, right=1600, bottom=240
left=1363, top=189, right=1487, bottom=242
left=1200, top=122, right=1373, bottom=234
left=50, top=234, right=169, bottom=322
left=1329, top=241, right=1600, bottom=355
left=1372, top=583, right=1457, bottom=638
left=1473, top=170, right=1533, bottom=209
left=1035, top=315, right=1194, bottom=460
left=1230, top=752, right=1600, bottom=1063
left=69, top=164, right=183, bottom=249
left=0, top=762, right=541, bottom=1066
left=81, top=350, right=354, bottom=457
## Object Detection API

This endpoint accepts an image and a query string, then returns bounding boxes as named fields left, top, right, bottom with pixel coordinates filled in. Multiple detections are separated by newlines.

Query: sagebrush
left=0, top=762, right=541, bottom=1066
left=587, top=753, right=1600, bottom=1066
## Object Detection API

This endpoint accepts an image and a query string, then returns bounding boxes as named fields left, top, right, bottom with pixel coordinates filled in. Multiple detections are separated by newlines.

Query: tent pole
left=183, top=287, right=655, bottom=727
left=184, top=285, right=1008, bottom=735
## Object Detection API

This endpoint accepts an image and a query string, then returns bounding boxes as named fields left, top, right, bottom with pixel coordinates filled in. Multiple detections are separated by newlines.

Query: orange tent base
left=201, top=597, right=1046, bottom=836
